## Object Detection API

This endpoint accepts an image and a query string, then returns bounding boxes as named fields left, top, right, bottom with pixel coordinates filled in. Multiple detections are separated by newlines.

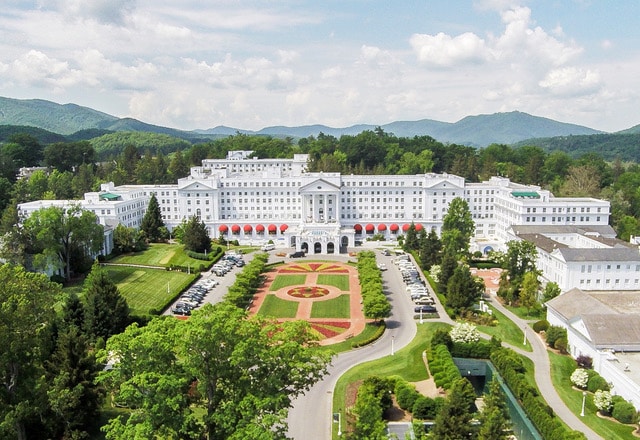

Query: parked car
left=414, top=305, right=437, bottom=314
left=414, top=297, right=435, bottom=305
left=172, top=307, right=192, bottom=316
left=382, top=249, right=391, bottom=256
left=290, top=251, right=306, bottom=258
left=377, top=263, right=387, bottom=271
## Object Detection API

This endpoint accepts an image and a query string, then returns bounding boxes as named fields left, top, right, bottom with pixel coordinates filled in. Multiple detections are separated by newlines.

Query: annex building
left=18, top=152, right=611, bottom=256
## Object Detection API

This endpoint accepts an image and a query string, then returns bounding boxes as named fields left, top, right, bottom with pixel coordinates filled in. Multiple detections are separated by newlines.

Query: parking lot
left=164, top=251, right=250, bottom=316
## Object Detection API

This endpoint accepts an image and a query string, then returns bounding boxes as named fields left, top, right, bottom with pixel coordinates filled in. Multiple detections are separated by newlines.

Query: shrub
left=570, top=369, right=589, bottom=389
left=612, top=398, right=637, bottom=424
left=593, top=390, right=613, bottom=414
left=449, top=322, right=480, bottom=343
left=395, top=385, right=419, bottom=411
left=413, top=396, right=439, bottom=420
left=576, top=355, right=593, bottom=369
left=554, top=336, right=568, bottom=354
left=430, top=328, right=452, bottom=350
left=586, top=371, right=610, bottom=393
left=533, top=319, right=550, bottom=333
left=545, top=326, right=567, bottom=348
left=450, top=340, right=493, bottom=359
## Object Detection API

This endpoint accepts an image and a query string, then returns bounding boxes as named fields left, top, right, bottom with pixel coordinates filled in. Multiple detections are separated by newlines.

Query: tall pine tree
left=477, top=379, right=511, bottom=440
left=83, top=261, right=130, bottom=342
left=432, top=378, right=476, bottom=439
left=140, top=193, right=165, bottom=242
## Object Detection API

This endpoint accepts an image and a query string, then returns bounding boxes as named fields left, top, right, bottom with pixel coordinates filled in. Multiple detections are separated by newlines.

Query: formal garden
left=252, top=261, right=364, bottom=342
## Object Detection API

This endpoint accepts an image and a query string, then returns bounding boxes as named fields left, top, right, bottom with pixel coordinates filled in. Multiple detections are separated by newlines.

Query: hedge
left=490, top=348, right=586, bottom=440
left=611, top=396, right=637, bottom=424
left=427, top=344, right=461, bottom=390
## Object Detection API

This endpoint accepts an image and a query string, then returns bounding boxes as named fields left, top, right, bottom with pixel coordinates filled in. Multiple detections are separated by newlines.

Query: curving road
left=287, top=250, right=419, bottom=439
left=286, top=247, right=603, bottom=440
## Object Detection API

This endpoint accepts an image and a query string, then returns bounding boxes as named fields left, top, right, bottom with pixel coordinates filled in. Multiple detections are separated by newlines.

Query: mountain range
left=1, top=96, right=637, bottom=147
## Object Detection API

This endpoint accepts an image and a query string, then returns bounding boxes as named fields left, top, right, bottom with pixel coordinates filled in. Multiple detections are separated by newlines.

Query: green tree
left=113, top=223, right=146, bottom=254
left=45, top=324, right=101, bottom=439
left=44, top=141, right=95, bottom=173
left=497, top=240, right=538, bottom=296
left=140, top=193, right=165, bottom=242
left=0, top=264, right=61, bottom=440
left=47, top=170, right=75, bottom=199
left=542, top=282, right=561, bottom=303
left=23, top=204, right=104, bottom=282
left=404, top=223, right=419, bottom=251
left=520, top=271, right=540, bottom=314
left=419, top=228, right=441, bottom=271
left=446, top=264, right=484, bottom=312
left=442, top=197, right=474, bottom=256
left=83, top=262, right=130, bottom=342
left=169, top=149, right=190, bottom=180
left=432, top=378, right=476, bottom=439
left=477, top=379, right=510, bottom=440
left=182, top=215, right=211, bottom=253
left=98, top=303, right=330, bottom=440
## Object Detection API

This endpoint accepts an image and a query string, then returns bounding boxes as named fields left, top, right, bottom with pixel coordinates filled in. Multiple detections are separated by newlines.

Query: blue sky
left=0, top=0, right=638, bottom=132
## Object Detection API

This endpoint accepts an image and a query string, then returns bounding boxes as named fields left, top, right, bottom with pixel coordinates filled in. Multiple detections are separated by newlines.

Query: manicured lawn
left=503, top=303, right=545, bottom=320
left=256, top=295, right=299, bottom=318
left=317, top=274, right=350, bottom=291
left=268, top=274, right=307, bottom=291
left=111, top=243, right=217, bottom=268
left=332, top=321, right=451, bottom=438
left=310, top=295, right=351, bottom=319
left=104, top=266, right=197, bottom=315
left=549, top=351, right=637, bottom=439
left=477, top=304, right=533, bottom=352
left=320, top=323, right=383, bottom=355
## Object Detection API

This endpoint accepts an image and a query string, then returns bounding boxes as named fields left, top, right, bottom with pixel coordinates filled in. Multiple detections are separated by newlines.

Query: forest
left=2, top=127, right=640, bottom=245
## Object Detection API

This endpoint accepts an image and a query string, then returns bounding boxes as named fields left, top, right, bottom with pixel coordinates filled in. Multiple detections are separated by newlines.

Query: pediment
left=426, top=179, right=464, bottom=190
left=177, top=180, right=216, bottom=191
left=299, top=178, right=341, bottom=193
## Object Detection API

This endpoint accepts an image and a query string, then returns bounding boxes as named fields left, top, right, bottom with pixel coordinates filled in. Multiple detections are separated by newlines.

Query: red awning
left=244, top=224, right=253, bottom=233
left=365, top=223, right=375, bottom=233
left=268, top=224, right=277, bottom=233
left=354, top=224, right=363, bottom=232
left=378, top=224, right=387, bottom=232
left=402, top=224, right=410, bottom=232
left=255, top=224, right=265, bottom=233
left=390, top=223, right=399, bottom=232
left=415, top=224, right=424, bottom=231
left=231, top=224, right=240, bottom=233
left=280, top=224, right=288, bottom=232
left=218, top=225, right=228, bottom=233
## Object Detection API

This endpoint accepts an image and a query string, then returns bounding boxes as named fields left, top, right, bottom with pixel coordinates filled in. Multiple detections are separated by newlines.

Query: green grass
left=332, top=321, right=451, bottom=438
left=104, top=266, right=197, bottom=315
left=503, top=303, right=545, bottom=321
left=310, top=295, right=351, bottom=319
left=316, top=274, right=350, bottom=290
left=268, top=274, right=307, bottom=291
left=549, top=352, right=637, bottom=439
left=256, top=295, right=299, bottom=318
left=110, top=243, right=215, bottom=268
left=476, top=304, right=533, bottom=352
left=319, top=323, right=383, bottom=355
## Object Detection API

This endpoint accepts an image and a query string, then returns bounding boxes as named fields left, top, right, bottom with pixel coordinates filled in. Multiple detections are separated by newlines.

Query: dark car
left=414, top=305, right=437, bottom=314
left=290, top=251, right=306, bottom=258
left=172, top=306, right=192, bottom=316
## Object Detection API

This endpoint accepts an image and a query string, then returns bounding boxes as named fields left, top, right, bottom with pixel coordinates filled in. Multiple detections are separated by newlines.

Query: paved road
left=287, top=250, right=418, bottom=439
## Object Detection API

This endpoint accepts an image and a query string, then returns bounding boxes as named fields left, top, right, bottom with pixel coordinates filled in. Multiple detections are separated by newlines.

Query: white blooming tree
left=570, top=368, right=589, bottom=389
left=593, top=390, right=613, bottom=414
left=449, top=322, right=480, bottom=343
left=430, top=265, right=441, bottom=283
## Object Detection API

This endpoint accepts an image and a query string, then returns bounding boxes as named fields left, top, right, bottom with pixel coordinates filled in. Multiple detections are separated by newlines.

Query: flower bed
left=310, top=321, right=351, bottom=338
left=287, top=286, right=330, bottom=298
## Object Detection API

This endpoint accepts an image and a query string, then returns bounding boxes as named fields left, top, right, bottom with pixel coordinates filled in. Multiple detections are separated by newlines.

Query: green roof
left=100, top=193, right=121, bottom=201
left=511, top=191, right=540, bottom=198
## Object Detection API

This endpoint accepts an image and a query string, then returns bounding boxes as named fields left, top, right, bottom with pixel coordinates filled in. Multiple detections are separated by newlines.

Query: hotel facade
left=19, top=152, right=611, bottom=257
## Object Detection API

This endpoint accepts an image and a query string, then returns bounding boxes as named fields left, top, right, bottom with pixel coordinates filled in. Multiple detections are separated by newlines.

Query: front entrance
left=327, top=242, right=335, bottom=254
left=314, top=242, right=322, bottom=254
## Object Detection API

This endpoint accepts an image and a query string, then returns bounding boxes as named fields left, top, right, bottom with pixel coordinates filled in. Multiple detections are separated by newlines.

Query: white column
left=323, top=194, right=327, bottom=223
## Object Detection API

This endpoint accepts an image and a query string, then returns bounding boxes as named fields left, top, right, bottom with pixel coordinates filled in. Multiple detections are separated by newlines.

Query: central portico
left=290, top=175, right=355, bottom=253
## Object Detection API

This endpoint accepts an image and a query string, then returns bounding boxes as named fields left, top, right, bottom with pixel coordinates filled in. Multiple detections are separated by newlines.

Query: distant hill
left=513, top=132, right=640, bottom=162
left=198, top=111, right=603, bottom=147
left=3, top=96, right=639, bottom=148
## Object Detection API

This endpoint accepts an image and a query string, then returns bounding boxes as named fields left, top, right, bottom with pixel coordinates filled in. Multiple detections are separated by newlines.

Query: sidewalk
left=487, top=295, right=603, bottom=440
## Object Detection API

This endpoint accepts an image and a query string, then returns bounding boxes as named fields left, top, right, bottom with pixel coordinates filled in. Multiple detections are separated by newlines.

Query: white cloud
left=539, top=67, right=602, bottom=96
left=410, top=32, right=491, bottom=67
left=55, top=0, right=136, bottom=25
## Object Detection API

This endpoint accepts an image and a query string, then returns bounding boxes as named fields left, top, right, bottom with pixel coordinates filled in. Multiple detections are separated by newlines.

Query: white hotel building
left=19, top=152, right=611, bottom=257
